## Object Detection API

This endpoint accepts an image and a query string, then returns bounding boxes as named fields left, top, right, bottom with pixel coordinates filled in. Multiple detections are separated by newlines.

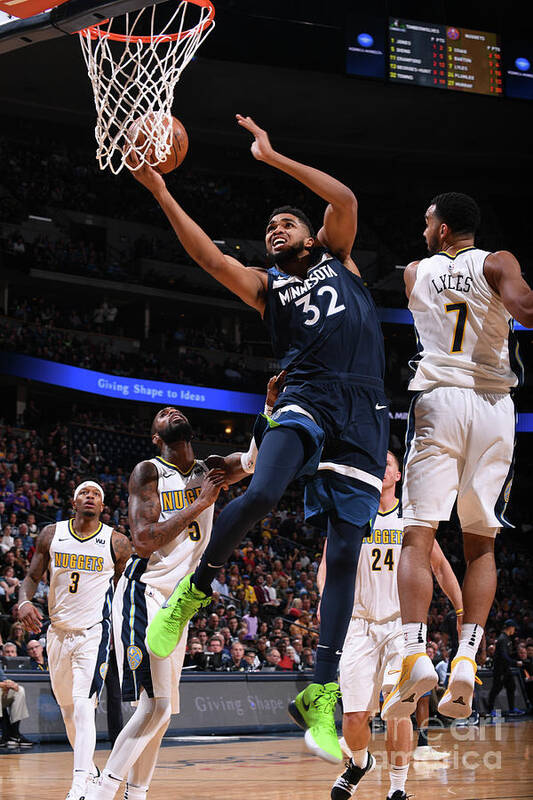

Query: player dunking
left=128, top=115, right=388, bottom=762
left=318, top=452, right=461, bottom=800
left=86, top=406, right=251, bottom=800
left=18, top=481, right=132, bottom=800
left=382, top=193, right=533, bottom=722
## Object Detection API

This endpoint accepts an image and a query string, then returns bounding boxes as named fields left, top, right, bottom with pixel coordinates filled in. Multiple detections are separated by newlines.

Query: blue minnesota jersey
left=263, top=249, right=385, bottom=382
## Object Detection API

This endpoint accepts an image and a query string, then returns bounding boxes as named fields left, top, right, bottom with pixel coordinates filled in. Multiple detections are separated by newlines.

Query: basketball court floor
left=1, top=721, right=532, bottom=800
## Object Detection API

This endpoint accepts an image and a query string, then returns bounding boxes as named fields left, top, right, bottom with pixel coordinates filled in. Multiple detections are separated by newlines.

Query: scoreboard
left=388, top=18, right=502, bottom=96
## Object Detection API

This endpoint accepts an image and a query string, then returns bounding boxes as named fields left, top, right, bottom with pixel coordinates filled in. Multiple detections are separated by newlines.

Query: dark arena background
left=0, top=1, right=532, bottom=799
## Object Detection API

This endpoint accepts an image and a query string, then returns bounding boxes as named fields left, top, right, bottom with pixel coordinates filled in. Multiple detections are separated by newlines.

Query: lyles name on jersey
left=430, top=272, right=472, bottom=295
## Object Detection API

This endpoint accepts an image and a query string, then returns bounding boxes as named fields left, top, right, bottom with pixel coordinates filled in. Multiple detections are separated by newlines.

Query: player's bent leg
left=331, top=712, right=375, bottom=800
left=413, top=694, right=449, bottom=760
left=382, top=524, right=438, bottom=721
left=87, top=693, right=172, bottom=800
left=125, top=713, right=170, bottom=800
left=147, top=427, right=307, bottom=659
left=290, top=516, right=369, bottom=764
left=66, top=696, right=97, bottom=800
left=438, top=532, right=494, bottom=719
left=386, top=717, right=412, bottom=800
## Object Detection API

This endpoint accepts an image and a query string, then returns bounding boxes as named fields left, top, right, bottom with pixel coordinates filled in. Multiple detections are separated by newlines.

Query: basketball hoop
left=78, top=0, right=215, bottom=174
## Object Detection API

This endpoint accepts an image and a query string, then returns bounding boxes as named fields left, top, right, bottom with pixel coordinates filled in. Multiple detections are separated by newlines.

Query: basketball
left=126, top=114, right=188, bottom=174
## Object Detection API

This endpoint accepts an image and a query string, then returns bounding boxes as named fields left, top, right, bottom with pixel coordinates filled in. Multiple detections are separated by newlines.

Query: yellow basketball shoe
left=438, top=656, right=482, bottom=719
left=381, top=653, right=438, bottom=720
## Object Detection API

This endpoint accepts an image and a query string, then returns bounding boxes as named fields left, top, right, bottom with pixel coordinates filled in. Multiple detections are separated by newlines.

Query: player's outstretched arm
left=127, top=156, right=267, bottom=313
left=237, top=114, right=358, bottom=264
left=111, top=531, right=133, bottom=586
left=205, top=370, right=288, bottom=481
left=484, top=251, right=533, bottom=327
left=128, top=461, right=226, bottom=558
left=430, top=540, right=463, bottom=631
left=17, top=524, right=55, bottom=633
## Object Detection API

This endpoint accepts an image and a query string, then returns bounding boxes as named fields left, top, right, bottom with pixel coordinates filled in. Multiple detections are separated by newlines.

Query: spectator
left=1, top=642, right=18, bottom=660
left=242, top=603, right=260, bottom=641
left=436, top=646, right=450, bottom=686
left=26, top=640, right=48, bottom=671
left=487, top=619, right=524, bottom=716
left=0, top=661, right=33, bottom=748
left=1, top=527, right=15, bottom=554
left=223, top=642, right=250, bottom=672
left=0, top=567, right=19, bottom=611
left=242, top=575, right=257, bottom=606
left=7, top=623, right=27, bottom=656
left=244, top=648, right=260, bottom=670
left=205, top=636, right=225, bottom=671
left=261, top=648, right=282, bottom=672
left=211, top=569, right=229, bottom=597
left=300, top=647, right=315, bottom=671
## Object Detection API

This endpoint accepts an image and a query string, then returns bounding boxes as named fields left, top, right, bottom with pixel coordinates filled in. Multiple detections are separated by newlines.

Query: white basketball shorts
left=403, top=386, right=515, bottom=537
left=339, top=617, right=403, bottom=714
left=47, top=620, right=111, bottom=707
left=113, top=570, right=187, bottom=714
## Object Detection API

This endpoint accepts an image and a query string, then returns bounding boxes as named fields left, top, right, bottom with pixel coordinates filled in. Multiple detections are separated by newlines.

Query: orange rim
left=78, top=0, right=214, bottom=43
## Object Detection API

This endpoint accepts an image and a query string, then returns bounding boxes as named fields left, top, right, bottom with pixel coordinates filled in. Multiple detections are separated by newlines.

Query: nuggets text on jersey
left=160, top=486, right=202, bottom=512
left=53, top=552, right=105, bottom=572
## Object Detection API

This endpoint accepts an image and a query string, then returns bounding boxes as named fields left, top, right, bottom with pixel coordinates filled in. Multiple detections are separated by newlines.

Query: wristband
left=264, top=403, right=273, bottom=416
left=18, top=600, right=32, bottom=611
left=455, top=608, right=464, bottom=615
left=240, top=437, right=258, bottom=474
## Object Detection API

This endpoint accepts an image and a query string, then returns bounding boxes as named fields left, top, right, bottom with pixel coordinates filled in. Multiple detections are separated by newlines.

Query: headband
left=74, top=481, right=105, bottom=502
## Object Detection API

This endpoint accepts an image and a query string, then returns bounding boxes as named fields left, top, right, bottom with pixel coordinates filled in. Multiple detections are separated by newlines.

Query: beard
left=159, top=419, right=193, bottom=444
left=426, top=234, right=440, bottom=256
left=266, top=240, right=308, bottom=267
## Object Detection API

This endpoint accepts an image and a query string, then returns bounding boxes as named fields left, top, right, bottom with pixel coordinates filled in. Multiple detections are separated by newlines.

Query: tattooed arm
left=111, top=531, right=133, bottom=585
left=128, top=460, right=226, bottom=558
left=18, top=524, right=55, bottom=634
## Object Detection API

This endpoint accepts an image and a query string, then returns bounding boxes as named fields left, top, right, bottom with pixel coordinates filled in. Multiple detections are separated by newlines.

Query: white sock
left=456, top=624, right=484, bottom=662
left=124, top=784, right=148, bottom=800
left=350, top=747, right=368, bottom=768
left=87, top=771, right=122, bottom=800
left=388, top=763, right=409, bottom=797
left=71, top=769, right=90, bottom=793
left=402, top=622, right=427, bottom=656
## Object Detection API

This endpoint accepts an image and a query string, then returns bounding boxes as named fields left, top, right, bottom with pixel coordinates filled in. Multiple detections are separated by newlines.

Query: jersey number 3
left=187, top=521, right=201, bottom=541
left=445, top=301, right=468, bottom=353
left=295, top=286, right=345, bottom=327
left=69, top=572, right=80, bottom=593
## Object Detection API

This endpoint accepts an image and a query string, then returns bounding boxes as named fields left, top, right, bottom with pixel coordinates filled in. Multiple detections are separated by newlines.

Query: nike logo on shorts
left=375, top=403, right=387, bottom=410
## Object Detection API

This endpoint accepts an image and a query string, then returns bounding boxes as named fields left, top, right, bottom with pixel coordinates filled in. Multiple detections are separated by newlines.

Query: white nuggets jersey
left=408, top=246, right=520, bottom=393
left=49, top=519, right=115, bottom=631
left=351, top=500, right=403, bottom=623
left=136, top=456, right=214, bottom=597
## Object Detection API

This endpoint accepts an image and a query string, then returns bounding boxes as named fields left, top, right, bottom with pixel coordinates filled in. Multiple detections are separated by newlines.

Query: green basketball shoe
left=146, top=573, right=211, bottom=659
left=288, top=682, right=342, bottom=763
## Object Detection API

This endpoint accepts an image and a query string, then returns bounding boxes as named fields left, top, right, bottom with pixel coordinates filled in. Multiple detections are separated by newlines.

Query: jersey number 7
left=445, top=301, right=469, bottom=353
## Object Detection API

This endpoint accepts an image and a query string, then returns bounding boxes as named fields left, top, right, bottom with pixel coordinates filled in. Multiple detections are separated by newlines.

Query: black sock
left=193, top=426, right=305, bottom=594
left=313, top=515, right=369, bottom=685
left=417, top=728, right=428, bottom=747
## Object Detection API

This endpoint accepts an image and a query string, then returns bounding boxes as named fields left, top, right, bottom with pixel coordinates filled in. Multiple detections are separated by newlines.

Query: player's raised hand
left=198, top=469, right=227, bottom=508
left=17, top=601, right=43, bottom=634
left=266, top=370, right=287, bottom=408
left=236, top=115, right=276, bottom=163
left=126, top=150, right=167, bottom=195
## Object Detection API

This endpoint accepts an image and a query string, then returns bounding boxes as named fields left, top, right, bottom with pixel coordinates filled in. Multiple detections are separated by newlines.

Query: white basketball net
left=78, top=1, right=214, bottom=174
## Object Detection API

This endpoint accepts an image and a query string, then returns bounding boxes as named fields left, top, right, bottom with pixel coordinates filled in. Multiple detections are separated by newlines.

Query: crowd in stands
left=1, top=418, right=532, bottom=701
left=0, top=307, right=273, bottom=393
